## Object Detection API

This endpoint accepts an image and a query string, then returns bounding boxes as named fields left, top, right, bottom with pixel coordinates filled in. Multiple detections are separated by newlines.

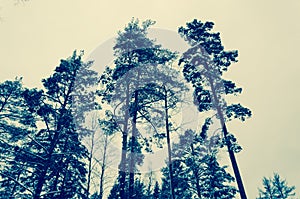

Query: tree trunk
left=207, top=72, right=247, bottom=199
left=119, top=82, right=130, bottom=199
left=164, top=86, right=176, bottom=199
left=190, top=143, right=202, bottom=199
left=33, top=129, right=61, bottom=199
left=86, top=131, right=95, bottom=198
left=99, top=133, right=109, bottom=199
left=129, top=90, right=138, bottom=198
left=34, top=79, right=74, bottom=199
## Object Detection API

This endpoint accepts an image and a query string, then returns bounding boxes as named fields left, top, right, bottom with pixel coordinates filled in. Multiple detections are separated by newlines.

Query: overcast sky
left=1, top=0, right=300, bottom=198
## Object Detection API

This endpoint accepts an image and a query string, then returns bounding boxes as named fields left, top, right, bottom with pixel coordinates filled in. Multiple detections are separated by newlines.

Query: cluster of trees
left=0, top=52, right=98, bottom=198
left=0, top=18, right=297, bottom=199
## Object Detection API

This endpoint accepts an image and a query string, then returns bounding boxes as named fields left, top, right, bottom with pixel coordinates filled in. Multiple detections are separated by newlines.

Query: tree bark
left=86, top=131, right=95, bottom=198
left=128, top=90, right=138, bottom=198
left=164, top=86, right=176, bottom=199
left=207, top=70, right=247, bottom=199
left=99, top=133, right=108, bottom=199
left=190, top=143, right=202, bottom=199
left=119, top=81, right=130, bottom=199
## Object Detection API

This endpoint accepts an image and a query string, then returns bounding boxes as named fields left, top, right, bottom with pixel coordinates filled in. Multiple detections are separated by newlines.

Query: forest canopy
left=0, top=18, right=296, bottom=199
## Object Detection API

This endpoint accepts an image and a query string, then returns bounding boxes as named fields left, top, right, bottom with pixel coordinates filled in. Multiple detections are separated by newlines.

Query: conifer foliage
left=161, top=126, right=237, bottom=199
left=178, top=19, right=251, bottom=199
left=1, top=18, right=293, bottom=199
left=0, top=51, right=98, bottom=199
left=99, top=18, right=177, bottom=199
left=257, top=173, right=296, bottom=199
left=0, top=78, right=36, bottom=198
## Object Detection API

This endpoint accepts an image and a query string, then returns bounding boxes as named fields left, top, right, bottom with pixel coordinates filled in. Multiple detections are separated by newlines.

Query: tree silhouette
left=257, top=173, right=296, bottom=199
left=178, top=19, right=251, bottom=199
left=98, top=18, right=176, bottom=199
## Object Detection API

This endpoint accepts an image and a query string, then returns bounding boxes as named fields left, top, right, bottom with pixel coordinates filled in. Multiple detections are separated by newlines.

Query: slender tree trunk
left=119, top=82, right=130, bottom=199
left=33, top=129, right=60, bottom=199
left=34, top=81, right=74, bottom=199
left=99, top=133, right=109, bottom=199
left=128, top=68, right=142, bottom=198
left=119, top=133, right=128, bottom=199
left=190, top=143, right=202, bottom=199
left=48, top=137, right=70, bottom=198
left=129, top=90, right=138, bottom=198
left=86, top=131, right=95, bottom=198
left=207, top=70, right=247, bottom=199
left=164, top=86, right=176, bottom=199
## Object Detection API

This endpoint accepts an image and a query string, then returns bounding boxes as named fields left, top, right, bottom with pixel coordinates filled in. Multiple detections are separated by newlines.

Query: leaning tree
left=178, top=19, right=252, bottom=199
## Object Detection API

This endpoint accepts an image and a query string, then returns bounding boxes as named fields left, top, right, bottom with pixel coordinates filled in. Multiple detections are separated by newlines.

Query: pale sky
left=1, top=0, right=300, bottom=198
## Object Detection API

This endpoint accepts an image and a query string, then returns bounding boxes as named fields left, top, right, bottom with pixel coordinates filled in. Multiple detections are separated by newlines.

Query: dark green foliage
left=153, top=181, right=160, bottom=199
left=132, top=178, right=148, bottom=199
left=0, top=51, right=98, bottom=199
left=30, top=51, right=97, bottom=199
left=178, top=19, right=251, bottom=120
left=161, top=127, right=237, bottom=199
left=108, top=180, right=121, bottom=199
left=226, top=103, right=252, bottom=122
left=220, top=133, right=242, bottom=153
left=160, top=160, right=193, bottom=199
left=196, top=154, right=237, bottom=198
left=0, top=78, right=37, bottom=198
left=0, top=18, right=271, bottom=199
left=178, top=19, right=251, bottom=198
left=90, top=192, right=100, bottom=199
left=99, top=18, right=178, bottom=198
left=257, top=173, right=296, bottom=199
left=108, top=177, right=148, bottom=199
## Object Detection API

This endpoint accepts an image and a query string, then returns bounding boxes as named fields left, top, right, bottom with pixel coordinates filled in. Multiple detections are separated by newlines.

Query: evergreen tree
left=134, top=68, right=187, bottom=199
left=0, top=51, right=98, bottom=199
left=98, top=18, right=176, bottom=199
left=197, top=154, right=237, bottom=198
left=132, top=177, right=148, bottom=199
left=108, top=176, right=148, bottom=199
left=257, top=173, right=296, bottom=199
left=160, top=160, right=192, bottom=199
left=108, top=179, right=121, bottom=199
left=153, top=181, right=160, bottom=199
left=178, top=19, right=251, bottom=199
left=161, top=121, right=237, bottom=199
left=0, top=78, right=36, bottom=198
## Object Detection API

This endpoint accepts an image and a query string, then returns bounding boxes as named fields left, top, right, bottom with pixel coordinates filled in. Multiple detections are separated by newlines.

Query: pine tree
left=0, top=78, right=36, bottom=198
left=197, top=154, right=237, bottom=198
left=108, top=179, right=121, bottom=199
left=99, top=18, right=176, bottom=199
left=108, top=176, right=148, bottom=199
left=134, top=69, right=187, bottom=199
left=0, top=51, right=98, bottom=199
left=33, top=50, right=97, bottom=199
left=178, top=19, right=251, bottom=199
left=160, top=121, right=237, bottom=199
left=153, top=181, right=160, bottom=199
left=160, top=160, right=192, bottom=199
left=257, top=173, right=296, bottom=199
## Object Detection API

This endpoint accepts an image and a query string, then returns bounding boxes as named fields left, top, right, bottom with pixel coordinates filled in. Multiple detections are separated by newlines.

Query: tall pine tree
left=0, top=78, right=36, bottom=198
left=1, top=51, right=98, bottom=199
left=178, top=19, right=251, bottom=199
left=98, top=18, right=176, bottom=199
